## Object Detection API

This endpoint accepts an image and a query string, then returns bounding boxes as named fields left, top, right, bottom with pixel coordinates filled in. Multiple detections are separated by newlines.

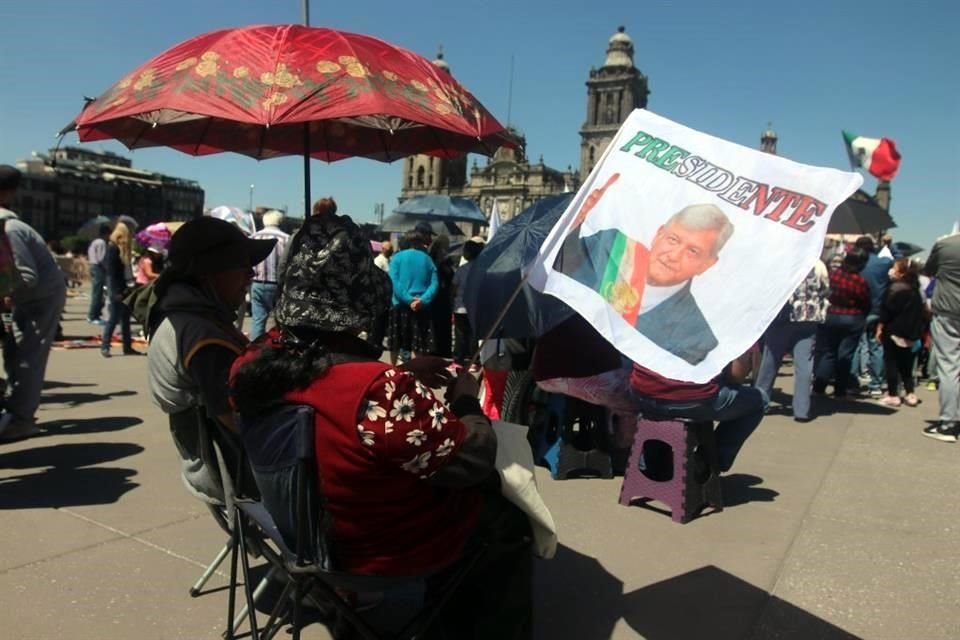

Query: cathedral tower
left=579, top=26, right=649, bottom=181
left=400, top=49, right=468, bottom=199
left=761, top=123, right=778, bottom=154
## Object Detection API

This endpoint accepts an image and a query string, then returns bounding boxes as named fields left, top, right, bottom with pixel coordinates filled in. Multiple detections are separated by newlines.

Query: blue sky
left=1, top=0, right=957, bottom=245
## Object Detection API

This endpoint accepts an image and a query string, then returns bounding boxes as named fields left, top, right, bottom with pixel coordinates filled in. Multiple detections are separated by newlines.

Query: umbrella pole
left=303, top=124, right=311, bottom=217
left=302, top=0, right=311, bottom=219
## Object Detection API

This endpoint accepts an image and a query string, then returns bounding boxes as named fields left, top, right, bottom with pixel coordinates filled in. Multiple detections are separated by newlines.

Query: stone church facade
left=399, top=27, right=648, bottom=221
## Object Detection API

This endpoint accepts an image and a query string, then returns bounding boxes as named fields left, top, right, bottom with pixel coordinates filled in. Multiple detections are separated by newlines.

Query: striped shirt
left=251, top=226, right=290, bottom=283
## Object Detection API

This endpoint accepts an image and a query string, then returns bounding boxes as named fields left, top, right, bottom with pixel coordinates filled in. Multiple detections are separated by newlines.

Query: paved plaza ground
left=0, top=295, right=957, bottom=639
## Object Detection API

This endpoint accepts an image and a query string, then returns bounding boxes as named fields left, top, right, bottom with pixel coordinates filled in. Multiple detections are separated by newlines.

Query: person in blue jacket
left=388, top=222, right=439, bottom=364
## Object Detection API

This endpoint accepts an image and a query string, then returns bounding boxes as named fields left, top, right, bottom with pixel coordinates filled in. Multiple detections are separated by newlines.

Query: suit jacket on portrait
left=555, top=227, right=718, bottom=365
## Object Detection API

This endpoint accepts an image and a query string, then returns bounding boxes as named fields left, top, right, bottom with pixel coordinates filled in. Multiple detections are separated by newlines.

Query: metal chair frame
left=227, top=404, right=486, bottom=640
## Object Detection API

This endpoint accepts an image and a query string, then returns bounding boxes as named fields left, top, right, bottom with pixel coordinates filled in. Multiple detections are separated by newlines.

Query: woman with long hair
left=101, top=222, right=139, bottom=357
left=876, top=258, right=926, bottom=407
left=229, top=210, right=533, bottom=638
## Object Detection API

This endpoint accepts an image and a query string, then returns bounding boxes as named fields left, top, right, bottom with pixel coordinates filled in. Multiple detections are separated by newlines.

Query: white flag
left=487, top=199, right=502, bottom=242
left=528, top=110, right=862, bottom=383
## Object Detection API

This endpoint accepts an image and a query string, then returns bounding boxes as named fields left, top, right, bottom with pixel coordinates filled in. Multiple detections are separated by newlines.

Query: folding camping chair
left=173, top=409, right=280, bottom=636
left=228, top=404, right=486, bottom=640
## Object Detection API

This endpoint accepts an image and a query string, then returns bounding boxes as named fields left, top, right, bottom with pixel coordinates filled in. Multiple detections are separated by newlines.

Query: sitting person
left=532, top=315, right=767, bottom=469
left=143, top=217, right=276, bottom=503
left=533, top=314, right=639, bottom=417
left=631, top=354, right=767, bottom=473
left=228, top=209, right=532, bottom=639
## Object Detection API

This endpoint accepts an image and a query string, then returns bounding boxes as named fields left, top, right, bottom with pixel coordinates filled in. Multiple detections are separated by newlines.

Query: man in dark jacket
left=0, top=165, right=67, bottom=441
left=923, top=233, right=960, bottom=442
left=853, top=235, right=893, bottom=395
left=144, top=217, right=275, bottom=502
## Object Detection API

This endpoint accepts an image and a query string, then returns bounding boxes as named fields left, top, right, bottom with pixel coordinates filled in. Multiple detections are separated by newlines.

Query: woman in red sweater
left=229, top=208, right=532, bottom=639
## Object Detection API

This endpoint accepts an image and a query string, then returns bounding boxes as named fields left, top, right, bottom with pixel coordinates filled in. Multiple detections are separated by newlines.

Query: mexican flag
left=843, top=130, right=901, bottom=181
left=597, top=231, right=649, bottom=326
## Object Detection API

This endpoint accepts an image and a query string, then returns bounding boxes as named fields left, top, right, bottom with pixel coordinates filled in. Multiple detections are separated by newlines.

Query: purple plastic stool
left=619, top=417, right=723, bottom=523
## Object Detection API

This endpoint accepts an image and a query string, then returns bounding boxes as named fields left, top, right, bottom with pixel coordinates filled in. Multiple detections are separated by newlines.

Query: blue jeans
left=9, top=287, right=66, bottom=420
left=88, top=264, right=105, bottom=321
left=101, top=288, right=131, bottom=353
left=250, top=282, right=279, bottom=340
left=632, top=384, right=768, bottom=472
left=756, top=321, right=817, bottom=420
left=851, top=313, right=884, bottom=390
left=814, top=313, right=865, bottom=396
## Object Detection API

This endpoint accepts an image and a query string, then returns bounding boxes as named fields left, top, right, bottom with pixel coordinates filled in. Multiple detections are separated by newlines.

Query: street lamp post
left=248, top=183, right=255, bottom=212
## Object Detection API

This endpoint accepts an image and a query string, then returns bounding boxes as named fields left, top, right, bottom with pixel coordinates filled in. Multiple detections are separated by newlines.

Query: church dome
left=604, top=26, right=634, bottom=68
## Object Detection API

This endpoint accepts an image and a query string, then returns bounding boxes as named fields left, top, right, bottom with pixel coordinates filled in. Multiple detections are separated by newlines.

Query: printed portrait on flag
left=530, top=109, right=863, bottom=383
left=555, top=190, right=732, bottom=364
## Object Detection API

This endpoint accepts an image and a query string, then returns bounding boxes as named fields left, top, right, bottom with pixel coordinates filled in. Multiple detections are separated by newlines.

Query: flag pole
left=468, top=276, right=530, bottom=368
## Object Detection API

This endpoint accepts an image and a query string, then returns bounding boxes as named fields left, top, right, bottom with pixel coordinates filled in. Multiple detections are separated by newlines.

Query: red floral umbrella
left=71, top=24, right=515, bottom=162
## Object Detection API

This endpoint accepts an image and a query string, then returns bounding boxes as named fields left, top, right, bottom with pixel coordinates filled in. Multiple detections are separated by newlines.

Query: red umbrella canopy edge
left=73, top=24, right=516, bottom=161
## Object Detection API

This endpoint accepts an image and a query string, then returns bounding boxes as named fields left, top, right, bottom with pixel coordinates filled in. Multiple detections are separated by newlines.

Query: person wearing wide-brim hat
left=229, top=209, right=534, bottom=637
left=140, top=216, right=274, bottom=504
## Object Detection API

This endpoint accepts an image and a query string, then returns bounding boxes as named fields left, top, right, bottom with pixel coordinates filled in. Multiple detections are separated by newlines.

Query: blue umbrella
left=463, top=193, right=576, bottom=339
left=394, top=194, right=486, bottom=224
left=77, top=215, right=112, bottom=239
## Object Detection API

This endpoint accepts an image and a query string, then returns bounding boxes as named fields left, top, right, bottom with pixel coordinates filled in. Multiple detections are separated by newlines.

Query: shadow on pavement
left=767, top=389, right=897, bottom=418
left=816, top=397, right=897, bottom=416
left=42, top=380, right=96, bottom=390
left=534, top=553, right=862, bottom=640
left=40, top=415, right=143, bottom=435
left=40, top=389, right=138, bottom=407
left=622, top=565, right=862, bottom=640
left=721, top=474, right=779, bottom=507
left=534, top=545, right=624, bottom=639
left=0, top=442, right=142, bottom=509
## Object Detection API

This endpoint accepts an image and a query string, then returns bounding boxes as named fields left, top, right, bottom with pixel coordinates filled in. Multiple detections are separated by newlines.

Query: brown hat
left=168, top=217, right=275, bottom=276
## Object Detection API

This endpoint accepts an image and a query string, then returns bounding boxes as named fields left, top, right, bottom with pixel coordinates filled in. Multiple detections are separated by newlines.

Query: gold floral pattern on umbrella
left=73, top=24, right=516, bottom=162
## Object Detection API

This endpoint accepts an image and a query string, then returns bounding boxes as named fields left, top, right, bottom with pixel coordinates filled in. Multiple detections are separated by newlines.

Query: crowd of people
left=757, top=233, right=960, bottom=443
left=1, top=161, right=957, bottom=633
left=374, top=216, right=486, bottom=368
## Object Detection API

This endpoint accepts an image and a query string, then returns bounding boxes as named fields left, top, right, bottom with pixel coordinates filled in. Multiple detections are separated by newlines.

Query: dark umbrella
left=892, top=241, right=923, bottom=258
left=393, top=195, right=487, bottom=224
left=463, top=193, right=576, bottom=339
left=77, top=215, right=111, bottom=239
left=827, top=190, right=896, bottom=235
left=380, top=213, right=464, bottom=236
left=114, top=214, right=139, bottom=233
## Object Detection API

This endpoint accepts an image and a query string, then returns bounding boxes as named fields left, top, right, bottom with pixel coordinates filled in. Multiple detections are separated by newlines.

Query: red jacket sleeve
left=356, top=370, right=469, bottom=479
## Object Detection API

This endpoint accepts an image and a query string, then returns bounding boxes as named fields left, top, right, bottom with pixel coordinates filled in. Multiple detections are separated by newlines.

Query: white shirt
left=638, top=282, right=685, bottom=315
left=374, top=254, right=390, bottom=272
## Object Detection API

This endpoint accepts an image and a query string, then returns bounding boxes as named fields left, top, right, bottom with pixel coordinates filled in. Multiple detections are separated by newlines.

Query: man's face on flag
left=647, top=222, right=720, bottom=287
